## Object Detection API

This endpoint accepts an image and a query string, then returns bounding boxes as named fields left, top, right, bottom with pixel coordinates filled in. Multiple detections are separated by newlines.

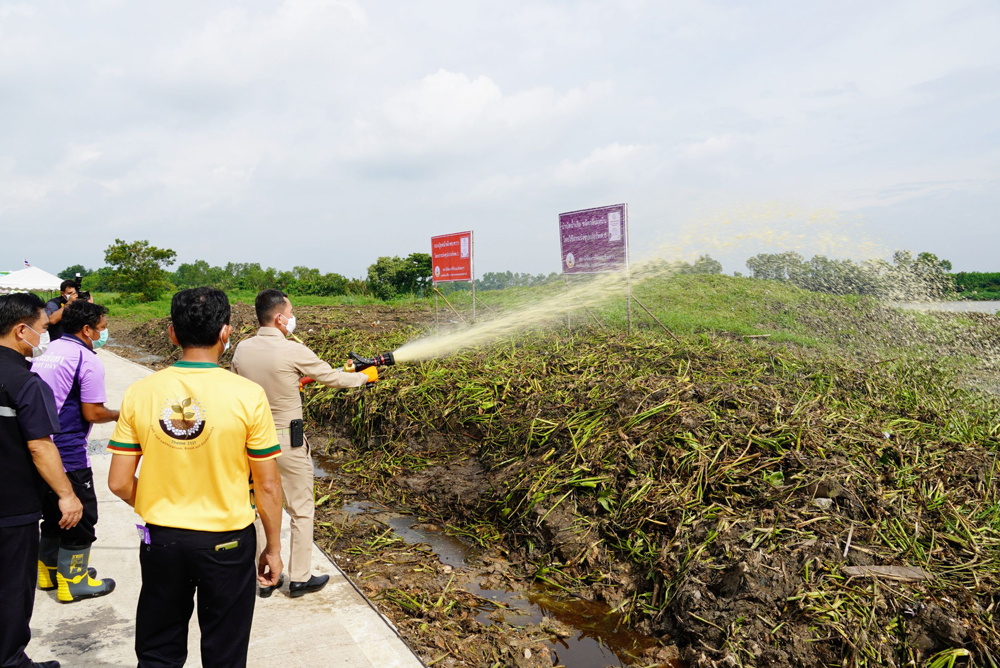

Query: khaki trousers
left=255, top=432, right=315, bottom=583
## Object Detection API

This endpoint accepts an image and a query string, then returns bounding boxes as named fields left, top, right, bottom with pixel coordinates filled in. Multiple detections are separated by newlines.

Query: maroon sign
left=558, top=204, right=628, bottom=274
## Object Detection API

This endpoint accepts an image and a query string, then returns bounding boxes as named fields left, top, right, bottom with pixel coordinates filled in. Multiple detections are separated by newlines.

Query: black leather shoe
left=289, top=574, right=329, bottom=598
left=258, top=574, right=284, bottom=599
left=33, top=661, right=61, bottom=668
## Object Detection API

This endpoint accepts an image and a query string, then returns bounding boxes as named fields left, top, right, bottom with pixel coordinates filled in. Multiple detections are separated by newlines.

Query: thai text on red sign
left=558, top=204, right=628, bottom=274
left=431, top=231, right=473, bottom=282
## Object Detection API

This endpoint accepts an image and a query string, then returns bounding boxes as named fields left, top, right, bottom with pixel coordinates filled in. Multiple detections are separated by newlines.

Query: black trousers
left=41, top=468, right=98, bottom=549
left=0, top=522, right=38, bottom=668
left=135, top=524, right=256, bottom=668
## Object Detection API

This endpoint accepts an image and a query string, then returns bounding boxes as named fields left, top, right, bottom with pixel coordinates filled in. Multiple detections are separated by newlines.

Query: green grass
left=430, top=274, right=837, bottom=340
left=102, top=274, right=998, bottom=378
left=94, top=290, right=435, bottom=323
left=961, top=290, right=1000, bottom=301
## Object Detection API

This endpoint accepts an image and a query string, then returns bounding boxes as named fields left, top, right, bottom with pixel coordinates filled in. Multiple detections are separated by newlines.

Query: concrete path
left=28, top=350, right=424, bottom=668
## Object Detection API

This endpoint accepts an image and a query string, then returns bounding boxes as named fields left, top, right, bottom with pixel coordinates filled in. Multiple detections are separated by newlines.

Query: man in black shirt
left=0, top=292, right=83, bottom=668
left=44, top=281, right=78, bottom=342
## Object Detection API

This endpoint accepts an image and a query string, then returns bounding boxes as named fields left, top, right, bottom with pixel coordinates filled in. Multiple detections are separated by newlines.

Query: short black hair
left=171, top=288, right=231, bottom=348
left=0, top=293, right=46, bottom=336
left=62, top=301, right=109, bottom=335
left=60, top=280, right=77, bottom=293
left=255, top=289, right=289, bottom=326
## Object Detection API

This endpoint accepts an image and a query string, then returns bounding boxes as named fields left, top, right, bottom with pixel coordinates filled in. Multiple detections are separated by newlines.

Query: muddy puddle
left=332, top=476, right=666, bottom=667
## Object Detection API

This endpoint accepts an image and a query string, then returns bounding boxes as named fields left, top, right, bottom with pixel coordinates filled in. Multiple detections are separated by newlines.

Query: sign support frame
left=431, top=230, right=475, bottom=324
left=471, top=231, right=476, bottom=323
left=625, top=203, right=632, bottom=335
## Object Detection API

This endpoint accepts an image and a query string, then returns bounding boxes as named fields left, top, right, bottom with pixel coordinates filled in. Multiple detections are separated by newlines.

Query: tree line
left=59, top=238, right=989, bottom=303
left=952, top=272, right=1000, bottom=300
left=63, top=240, right=730, bottom=303
left=741, top=250, right=956, bottom=300
left=63, top=240, right=437, bottom=302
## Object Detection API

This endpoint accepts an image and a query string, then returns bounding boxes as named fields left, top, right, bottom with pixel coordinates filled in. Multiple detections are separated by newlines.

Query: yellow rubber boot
left=56, top=546, right=115, bottom=603
left=37, top=535, right=59, bottom=591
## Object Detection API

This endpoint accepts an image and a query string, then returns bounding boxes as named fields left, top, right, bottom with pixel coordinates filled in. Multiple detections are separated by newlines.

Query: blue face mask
left=92, top=328, right=109, bottom=349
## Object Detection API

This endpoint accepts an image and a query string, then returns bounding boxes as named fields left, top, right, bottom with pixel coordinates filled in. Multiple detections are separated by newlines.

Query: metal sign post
left=471, top=232, right=476, bottom=323
left=625, top=203, right=632, bottom=335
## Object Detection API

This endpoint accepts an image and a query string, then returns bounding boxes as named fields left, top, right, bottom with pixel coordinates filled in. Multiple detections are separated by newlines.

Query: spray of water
left=393, top=204, right=945, bottom=362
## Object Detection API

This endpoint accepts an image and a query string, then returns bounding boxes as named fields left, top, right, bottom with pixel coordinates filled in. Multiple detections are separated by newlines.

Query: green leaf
left=763, top=471, right=785, bottom=487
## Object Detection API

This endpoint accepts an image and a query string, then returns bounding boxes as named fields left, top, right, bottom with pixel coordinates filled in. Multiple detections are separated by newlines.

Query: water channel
left=314, top=456, right=671, bottom=667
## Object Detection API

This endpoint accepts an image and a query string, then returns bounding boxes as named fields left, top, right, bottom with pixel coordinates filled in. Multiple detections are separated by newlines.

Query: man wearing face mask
left=32, top=301, right=119, bottom=602
left=0, top=292, right=83, bottom=668
left=232, top=289, right=373, bottom=599
left=44, top=281, right=79, bottom=342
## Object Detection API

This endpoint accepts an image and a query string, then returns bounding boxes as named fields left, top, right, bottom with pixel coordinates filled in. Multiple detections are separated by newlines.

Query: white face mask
left=25, top=326, right=51, bottom=358
left=284, top=315, right=297, bottom=335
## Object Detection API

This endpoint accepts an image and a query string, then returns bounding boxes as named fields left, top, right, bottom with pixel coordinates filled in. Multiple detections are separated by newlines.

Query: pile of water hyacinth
left=299, top=292, right=1000, bottom=668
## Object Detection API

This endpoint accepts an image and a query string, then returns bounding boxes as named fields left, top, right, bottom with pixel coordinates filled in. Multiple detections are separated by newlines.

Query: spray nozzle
left=345, top=351, right=395, bottom=372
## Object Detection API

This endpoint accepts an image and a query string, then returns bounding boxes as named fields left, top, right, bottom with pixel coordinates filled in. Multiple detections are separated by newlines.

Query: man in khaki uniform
left=231, top=289, right=374, bottom=598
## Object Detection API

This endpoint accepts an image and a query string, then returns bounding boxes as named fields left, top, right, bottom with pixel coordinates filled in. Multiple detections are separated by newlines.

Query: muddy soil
left=312, top=474, right=681, bottom=668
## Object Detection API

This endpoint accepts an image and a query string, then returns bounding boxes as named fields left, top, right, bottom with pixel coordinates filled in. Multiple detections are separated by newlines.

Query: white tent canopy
left=0, top=266, right=65, bottom=293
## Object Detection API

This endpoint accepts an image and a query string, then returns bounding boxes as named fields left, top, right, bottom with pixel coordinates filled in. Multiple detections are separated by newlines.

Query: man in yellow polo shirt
left=107, top=288, right=284, bottom=668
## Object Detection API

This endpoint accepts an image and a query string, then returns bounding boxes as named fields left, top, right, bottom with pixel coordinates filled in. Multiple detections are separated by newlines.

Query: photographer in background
left=44, top=281, right=79, bottom=342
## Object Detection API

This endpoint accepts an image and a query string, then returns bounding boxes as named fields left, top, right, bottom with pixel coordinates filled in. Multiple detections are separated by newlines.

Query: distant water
left=894, top=301, right=1000, bottom=314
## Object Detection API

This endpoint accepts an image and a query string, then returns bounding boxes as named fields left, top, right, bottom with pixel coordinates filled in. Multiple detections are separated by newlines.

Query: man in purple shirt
left=32, top=301, right=118, bottom=603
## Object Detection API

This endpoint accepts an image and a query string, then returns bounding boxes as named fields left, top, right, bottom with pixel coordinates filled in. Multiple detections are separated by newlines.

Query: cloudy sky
left=1, top=0, right=998, bottom=278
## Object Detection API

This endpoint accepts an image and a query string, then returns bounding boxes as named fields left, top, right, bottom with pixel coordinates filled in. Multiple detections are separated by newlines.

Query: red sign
left=431, top=231, right=473, bottom=283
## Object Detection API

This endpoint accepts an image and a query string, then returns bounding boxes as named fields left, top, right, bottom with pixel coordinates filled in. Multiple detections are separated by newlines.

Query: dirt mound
left=307, top=325, right=1000, bottom=668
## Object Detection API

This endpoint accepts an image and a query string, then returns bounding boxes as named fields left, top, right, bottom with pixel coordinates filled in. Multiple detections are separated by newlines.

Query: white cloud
left=442, top=173, right=527, bottom=203
left=0, top=3, right=33, bottom=19
left=553, top=143, right=655, bottom=187
left=346, top=69, right=610, bottom=160
left=158, top=1, right=368, bottom=84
